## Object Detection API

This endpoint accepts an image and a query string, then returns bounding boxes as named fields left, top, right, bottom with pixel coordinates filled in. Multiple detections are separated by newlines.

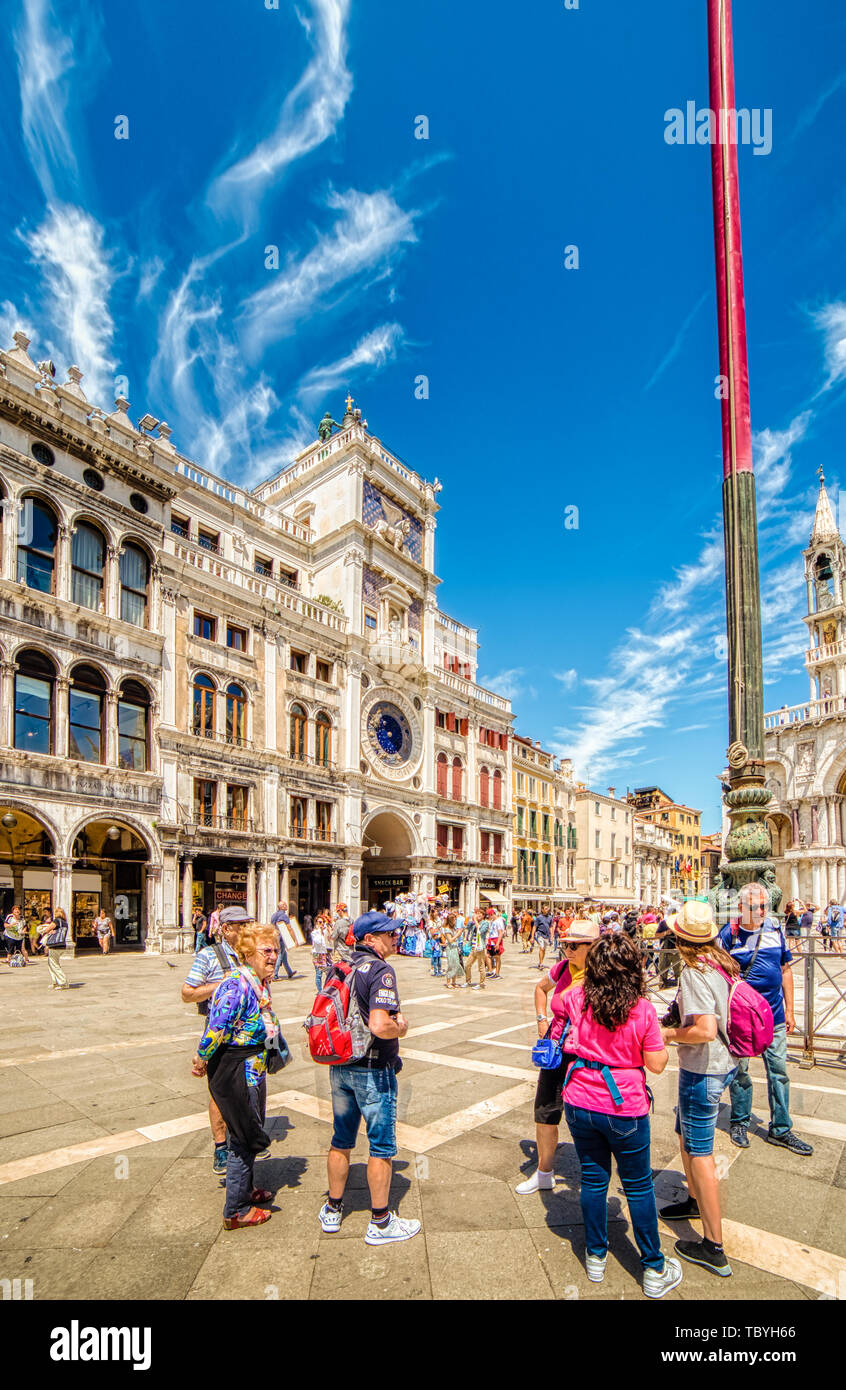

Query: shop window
left=68, top=665, right=105, bottom=763
left=226, top=625, right=247, bottom=652
left=225, top=683, right=247, bottom=745
left=118, top=680, right=149, bottom=771
left=289, top=703, right=307, bottom=760
left=120, top=544, right=150, bottom=627
left=17, top=497, right=57, bottom=593
left=71, top=522, right=105, bottom=611
left=14, top=650, right=55, bottom=754
left=192, top=673, right=216, bottom=737
left=194, top=612, right=216, bottom=642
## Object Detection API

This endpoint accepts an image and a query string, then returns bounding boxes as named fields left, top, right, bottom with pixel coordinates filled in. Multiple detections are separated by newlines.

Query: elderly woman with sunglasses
left=192, top=924, right=283, bottom=1231
left=515, top=918, right=600, bottom=1194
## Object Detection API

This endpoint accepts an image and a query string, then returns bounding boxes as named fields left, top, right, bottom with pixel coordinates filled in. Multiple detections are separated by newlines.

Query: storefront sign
left=368, top=876, right=410, bottom=899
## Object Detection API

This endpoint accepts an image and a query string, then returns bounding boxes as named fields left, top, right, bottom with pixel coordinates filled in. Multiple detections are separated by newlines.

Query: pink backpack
left=713, top=963, right=774, bottom=1058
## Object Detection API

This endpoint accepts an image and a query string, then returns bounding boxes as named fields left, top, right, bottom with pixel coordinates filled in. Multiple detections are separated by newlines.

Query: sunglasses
left=562, top=941, right=588, bottom=952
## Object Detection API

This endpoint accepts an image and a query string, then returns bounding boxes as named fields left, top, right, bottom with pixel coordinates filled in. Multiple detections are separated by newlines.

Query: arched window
left=118, top=679, right=149, bottom=771
left=69, top=664, right=105, bottom=763
left=192, top=673, right=216, bottom=737
left=14, top=650, right=55, bottom=753
left=451, top=756, right=463, bottom=801
left=290, top=703, right=307, bottom=760
left=316, top=712, right=332, bottom=767
left=120, top=544, right=150, bottom=627
left=71, top=523, right=105, bottom=610
left=17, top=498, right=57, bottom=593
left=226, top=683, right=247, bottom=746
left=436, top=752, right=448, bottom=797
left=492, top=768, right=503, bottom=810
left=479, top=765, right=490, bottom=807
left=290, top=796, right=306, bottom=837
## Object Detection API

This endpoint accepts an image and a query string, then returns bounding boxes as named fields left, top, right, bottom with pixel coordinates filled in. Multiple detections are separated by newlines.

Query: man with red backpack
left=316, top=910, right=421, bottom=1245
left=718, top=883, right=812, bottom=1156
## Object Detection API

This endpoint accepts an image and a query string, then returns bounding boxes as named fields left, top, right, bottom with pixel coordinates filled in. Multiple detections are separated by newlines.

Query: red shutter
left=436, top=753, right=448, bottom=797
left=459, top=717, right=468, bottom=736
left=436, top=822, right=448, bottom=851
left=452, top=825, right=463, bottom=853
left=480, top=830, right=489, bottom=856
left=480, top=766, right=489, bottom=807
left=447, top=712, right=456, bottom=732
left=500, top=731, right=507, bottom=750
left=493, top=770, right=502, bottom=810
left=452, top=757, right=463, bottom=801
left=493, top=832, right=502, bottom=857
left=464, top=663, right=471, bottom=680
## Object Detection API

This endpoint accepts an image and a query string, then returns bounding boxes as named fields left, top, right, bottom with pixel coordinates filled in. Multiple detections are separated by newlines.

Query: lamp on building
left=106, top=826, right=121, bottom=841
left=1, top=813, right=18, bottom=830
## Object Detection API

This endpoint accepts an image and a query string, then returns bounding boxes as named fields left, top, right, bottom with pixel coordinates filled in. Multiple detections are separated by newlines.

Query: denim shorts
left=675, top=1067, right=737, bottom=1156
left=330, top=1062, right=398, bottom=1158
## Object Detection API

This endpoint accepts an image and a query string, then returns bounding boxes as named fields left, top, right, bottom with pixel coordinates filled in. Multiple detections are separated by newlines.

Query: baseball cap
left=352, top=910, right=400, bottom=942
left=218, top=905, right=254, bottom=925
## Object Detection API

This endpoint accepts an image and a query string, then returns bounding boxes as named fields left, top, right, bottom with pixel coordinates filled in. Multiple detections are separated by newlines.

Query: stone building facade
left=633, top=818, right=676, bottom=905
left=763, top=475, right=846, bottom=908
left=0, top=337, right=513, bottom=950
left=573, top=786, right=634, bottom=906
left=511, top=739, right=577, bottom=911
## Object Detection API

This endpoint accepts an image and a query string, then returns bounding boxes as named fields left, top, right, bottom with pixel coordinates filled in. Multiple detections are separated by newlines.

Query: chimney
left=607, top=786, right=616, bottom=798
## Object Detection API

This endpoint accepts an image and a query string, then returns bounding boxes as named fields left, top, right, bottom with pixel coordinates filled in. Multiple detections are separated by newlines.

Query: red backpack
left=304, top=961, right=372, bottom=1065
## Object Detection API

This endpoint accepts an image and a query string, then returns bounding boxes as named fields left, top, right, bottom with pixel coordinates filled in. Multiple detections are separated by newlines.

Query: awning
left=479, top=890, right=508, bottom=907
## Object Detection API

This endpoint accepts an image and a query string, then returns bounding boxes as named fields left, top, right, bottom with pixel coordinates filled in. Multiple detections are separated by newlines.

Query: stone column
left=811, top=805, right=819, bottom=844
left=1, top=499, right=16, bottom=582
left=144, top=862, right=163, bottom=952
left=828, top=799, right=839, bottom=846
left=107, top=545, right=120, bottom=619
left=257, top=858, right=268, bottom=924
left=246, top=860, right=258, bottom=919
left=56, top=523, right=71, bottom=601
left=181, top=853, right=194, bottom=930
left=105, top=691, right=119, bottom=766
left=331, top=867, right=340, bottom=906
left=51, top=856, right=74, bottom=940
left=838, top=861, right=846, bottom=902
left=279, top=864, right=290, bottom=908
left=829, top=861, right=840, bottom=905
left=260, top=857, right=278, bottom=923
left=791, top=805, right=801, bottom=847
left=55, top=677, right=70, bottom=758
left=1, top=662, right=17, bottom=747
left=790, top=863, right=800, bottom=902
left=160, top=586, right=178, bottom=728
left=811, top=860, right=821, bottom=906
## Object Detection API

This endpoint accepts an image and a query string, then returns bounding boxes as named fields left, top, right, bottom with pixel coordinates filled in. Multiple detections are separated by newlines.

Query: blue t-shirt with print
left=717, top=917, right=792, bottom=1027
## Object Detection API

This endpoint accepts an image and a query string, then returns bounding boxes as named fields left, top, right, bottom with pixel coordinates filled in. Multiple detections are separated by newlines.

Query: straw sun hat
left=672, top=899, right=719, bottom=945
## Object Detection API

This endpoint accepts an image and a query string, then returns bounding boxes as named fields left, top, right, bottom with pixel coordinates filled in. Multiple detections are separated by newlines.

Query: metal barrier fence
left=790, top=936, right=846, bottom=1067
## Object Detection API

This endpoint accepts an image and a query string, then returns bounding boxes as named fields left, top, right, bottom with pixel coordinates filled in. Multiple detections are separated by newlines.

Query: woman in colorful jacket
left=192, top=924, right=282, bottom=1230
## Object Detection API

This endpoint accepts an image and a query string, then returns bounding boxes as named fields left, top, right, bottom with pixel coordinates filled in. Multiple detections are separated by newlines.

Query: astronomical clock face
left=361, top=692, right=422, bottom=781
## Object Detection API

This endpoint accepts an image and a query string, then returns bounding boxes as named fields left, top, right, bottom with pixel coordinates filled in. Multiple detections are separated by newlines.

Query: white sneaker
left=318, top=1201, right=343, bottom=1233
left=515, top=1169, right=555, bottom=1195
left=364, top=1212, right=421, bottom=1245
left=643, top=1256, right=683, bottom=1299
left=585, top=1252, right=607, bottom=1283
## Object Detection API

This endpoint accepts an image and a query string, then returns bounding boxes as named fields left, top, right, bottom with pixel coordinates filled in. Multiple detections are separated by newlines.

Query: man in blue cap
left=318, top=910, right=421, bottom=1245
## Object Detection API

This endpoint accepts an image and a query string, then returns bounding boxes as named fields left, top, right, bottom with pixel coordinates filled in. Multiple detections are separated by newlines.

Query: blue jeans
left=564, top=1104, right=664, bottom=1271
left=273, top=941, right=294, bottom=980
left=730, top=1023, right=791, bottom=1136
left=676, top=1067, right=737, bottom=1155
left=314, top=965, right=324, bottom=991
left=330, top=1063, right=398, bottom=1157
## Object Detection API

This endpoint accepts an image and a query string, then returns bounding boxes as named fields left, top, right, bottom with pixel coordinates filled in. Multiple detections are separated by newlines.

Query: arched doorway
left=69, top=819, right=151, bottom=950
left=361, top=810, right=417, bottom=910
left=0, top=806, right=57, bottom=930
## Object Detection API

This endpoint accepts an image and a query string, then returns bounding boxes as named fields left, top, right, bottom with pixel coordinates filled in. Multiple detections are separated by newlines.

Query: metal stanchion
left=800, top=944, right=815, bottom=1069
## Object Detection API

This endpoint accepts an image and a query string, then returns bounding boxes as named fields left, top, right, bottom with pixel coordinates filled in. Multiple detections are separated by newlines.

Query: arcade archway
left=361, top=810, right=418, bottom=910
left=69, top=819, right=151, bottom=950
left=0, top=806, right=57, bottom=926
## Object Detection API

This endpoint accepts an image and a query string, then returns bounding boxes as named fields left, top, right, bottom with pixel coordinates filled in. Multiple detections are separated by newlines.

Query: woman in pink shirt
left=561, top=933, right=681, bottom=1298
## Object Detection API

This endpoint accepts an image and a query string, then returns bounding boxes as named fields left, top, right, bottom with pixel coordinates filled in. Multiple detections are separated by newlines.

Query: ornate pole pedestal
left=705, top=0, right=780, bottom=922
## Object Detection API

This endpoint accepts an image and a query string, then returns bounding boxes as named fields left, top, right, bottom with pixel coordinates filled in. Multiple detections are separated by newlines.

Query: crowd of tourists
left=180, top=881, right=814, bottom=1298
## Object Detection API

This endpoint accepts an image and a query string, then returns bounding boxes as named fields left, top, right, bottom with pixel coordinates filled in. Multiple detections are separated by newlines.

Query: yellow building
left=627, top=787, right=702, bottom=897
left=512, top=736, right=571, bottom=911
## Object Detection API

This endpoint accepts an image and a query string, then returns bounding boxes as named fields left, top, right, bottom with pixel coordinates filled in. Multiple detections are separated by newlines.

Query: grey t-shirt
left=676, top=964, right=733, bottom=1075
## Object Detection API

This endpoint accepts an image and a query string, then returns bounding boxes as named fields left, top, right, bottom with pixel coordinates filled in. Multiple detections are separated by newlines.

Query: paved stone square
left=1, top=946, right=845, bottom=1301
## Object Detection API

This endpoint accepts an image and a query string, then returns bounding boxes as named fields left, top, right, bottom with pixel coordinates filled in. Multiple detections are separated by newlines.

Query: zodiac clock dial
left=366, top=701, right=413, bottom=768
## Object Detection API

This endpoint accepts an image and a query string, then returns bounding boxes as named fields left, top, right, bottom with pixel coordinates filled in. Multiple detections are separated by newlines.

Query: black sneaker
left=674, top=1238, right=732, bottom=1277
left=659, top=1196, right=700, bottom=1221
left=765, top=1129, right=813, bottom=1156
left=212, top=1144, right=228, bottom=1175
left=730, top=1122, right=749, bottom=1148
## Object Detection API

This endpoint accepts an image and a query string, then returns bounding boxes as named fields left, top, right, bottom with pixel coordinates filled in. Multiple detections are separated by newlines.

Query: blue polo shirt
left=717, top=917, right=792, bottom=1027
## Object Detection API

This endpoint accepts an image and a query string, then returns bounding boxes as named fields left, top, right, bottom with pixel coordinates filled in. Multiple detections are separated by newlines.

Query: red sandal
left=223, top=1206, right=272, bottom=1230
left=250, top=1188, right=274, bottom=1204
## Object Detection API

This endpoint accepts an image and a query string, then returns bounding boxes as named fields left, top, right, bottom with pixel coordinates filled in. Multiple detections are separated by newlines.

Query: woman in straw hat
left=658, top=899, right=740, bottom=1278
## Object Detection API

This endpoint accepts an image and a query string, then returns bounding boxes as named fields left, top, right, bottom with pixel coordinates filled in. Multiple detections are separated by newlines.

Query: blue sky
left=3, top=0, right=846, bottom=832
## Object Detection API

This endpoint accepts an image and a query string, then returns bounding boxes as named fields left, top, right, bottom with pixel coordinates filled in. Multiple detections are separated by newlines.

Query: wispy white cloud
left=240, top=188, right=418, bottom=356
left=554, top=668, right=578, bottom=690
left=675, top=723, right=710, bottom=734
left=15, top=0, right=77, bottom=201
left=792, top=71, right=846, bottom=144
left=298, top=322, right=406, bottom=398
left=208, top=0, right=352, bottom=218
left=812, top=301, right=846, bottom=391
left=0, top=300, right=36, bottom=349
left=652, top=533, right=724, bottom=617
left=480, top=668, right=531, bottom=702
left=202, top=379, right=280, bottom=477
left=644, top=291, right=708, bottom=392
left=21, top=204, right=116, bottom=402
left=137, top=255, right=165, bottom=302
